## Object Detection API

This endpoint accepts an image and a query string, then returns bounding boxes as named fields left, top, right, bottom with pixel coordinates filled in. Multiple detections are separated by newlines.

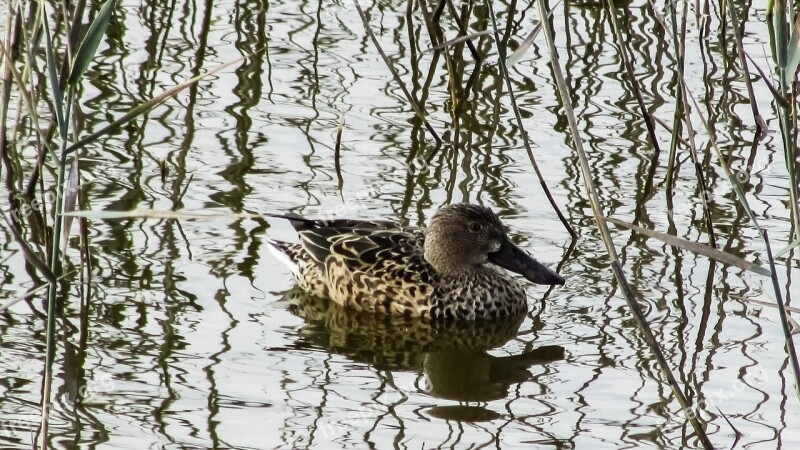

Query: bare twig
left=485, top=0, right=576, bottom=239
left=352, top=0, right=441, bottom=145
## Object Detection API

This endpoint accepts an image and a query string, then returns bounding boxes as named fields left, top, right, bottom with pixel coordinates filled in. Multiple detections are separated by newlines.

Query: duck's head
left=424, top=203, right=565, bottom=285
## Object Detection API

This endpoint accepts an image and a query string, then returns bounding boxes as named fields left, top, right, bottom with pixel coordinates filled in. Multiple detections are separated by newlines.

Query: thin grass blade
left=740, top=296, right=800, bottom=314
left=0, top=272, right=75, bottom=313
left=67, top=0, right=117, bottom=86
left=485, top=0, right=575, bottom=238
left=352, top=0, right=441, bottom=144
left=785, top=11, right=800, bottom=76
left=608, top=217, right=771, bottom=276
left=1, top=213, right=55, bottom=283
left=713, top=404, right=743, bottom=441
left=0, top=283, right=48, bottom=313
left=685, top=93, right=763, bottom=229
left=506, top=1, right=560, bottom=67
left=63, top=209, right=264, bottom=220
left=42, top=6, right=66, bottom=137
left=745, top=52, right=788, bottom=108
left=425, top=30, right=492, bottom=53
left=534, top=0, right=711, bottom=443
left=62, top=157, right=80, bottom=251
left=65, top=54, right=250, bottom=155
left=762, top=230, right=800, bottom=396
left=506, top=24, right=540, bottom=67
left=776, top=239, right=800, bottom=258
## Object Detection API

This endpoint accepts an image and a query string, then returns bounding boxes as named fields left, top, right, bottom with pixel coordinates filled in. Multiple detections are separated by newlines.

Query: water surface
left=1, top=0, right=798, bottom=448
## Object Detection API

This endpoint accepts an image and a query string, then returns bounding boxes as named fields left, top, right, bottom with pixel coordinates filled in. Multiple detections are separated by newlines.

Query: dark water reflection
left=0, top=0, right=798, bottom=448
left=274, top=288, right=568, bottom=447
left=282, top=288, right=565, bottom=399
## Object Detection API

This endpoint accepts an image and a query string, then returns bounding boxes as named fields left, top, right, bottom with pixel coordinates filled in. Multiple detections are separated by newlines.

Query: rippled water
left=1, top=0, right=799, bottom=448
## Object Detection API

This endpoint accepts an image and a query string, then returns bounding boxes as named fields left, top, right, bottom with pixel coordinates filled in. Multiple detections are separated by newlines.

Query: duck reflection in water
left=278, top=288, right=565, bottom=419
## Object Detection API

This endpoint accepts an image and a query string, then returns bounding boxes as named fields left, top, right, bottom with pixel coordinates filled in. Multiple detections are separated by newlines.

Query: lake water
left=1, top=0, right=798, bottom=448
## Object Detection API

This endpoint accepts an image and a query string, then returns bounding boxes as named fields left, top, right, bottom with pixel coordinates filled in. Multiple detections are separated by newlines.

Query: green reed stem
left=39, top=0, right=120, bottom=443
left=773, top=0, right=800, bottom=240
left=40, top=85, right=73, bottom=450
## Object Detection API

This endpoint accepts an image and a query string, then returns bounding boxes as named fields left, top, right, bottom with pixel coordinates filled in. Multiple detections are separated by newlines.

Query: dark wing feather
left=283, top=212, right=400, bottom=232
left=298, top=228, right=415, bottom=272
left=298, top=227, right=346, bottom=263
left=332, top=231, right=409, bottom=269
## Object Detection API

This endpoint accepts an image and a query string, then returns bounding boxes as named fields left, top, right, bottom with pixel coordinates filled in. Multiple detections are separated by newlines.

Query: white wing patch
left=266, top=239, right=301, bottom=278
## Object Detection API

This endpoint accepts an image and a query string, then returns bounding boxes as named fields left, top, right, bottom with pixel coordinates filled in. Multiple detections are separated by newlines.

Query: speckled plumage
left=266, top=203, right=565, bottom=321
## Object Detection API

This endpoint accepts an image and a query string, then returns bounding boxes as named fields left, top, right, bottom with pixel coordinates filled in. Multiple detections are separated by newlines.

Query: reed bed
left=0, top=0, right=249, bottom=446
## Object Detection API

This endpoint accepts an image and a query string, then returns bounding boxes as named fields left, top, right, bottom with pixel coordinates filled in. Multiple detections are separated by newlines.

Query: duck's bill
left=488, top=239, right=565, bottom=285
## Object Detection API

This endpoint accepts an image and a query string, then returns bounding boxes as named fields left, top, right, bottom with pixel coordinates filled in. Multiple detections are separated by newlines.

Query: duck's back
left=302, top=227, right=437, bottom=316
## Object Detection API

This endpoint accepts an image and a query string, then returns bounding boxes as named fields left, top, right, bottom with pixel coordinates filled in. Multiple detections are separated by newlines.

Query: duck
left=266, top=203, right=565, bottom=320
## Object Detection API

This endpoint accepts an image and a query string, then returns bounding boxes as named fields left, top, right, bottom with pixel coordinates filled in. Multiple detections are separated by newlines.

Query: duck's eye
left=468, top=222, right=481, bottom=233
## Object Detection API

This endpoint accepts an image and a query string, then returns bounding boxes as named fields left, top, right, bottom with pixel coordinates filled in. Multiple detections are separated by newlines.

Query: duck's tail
left=265, top=239, right=303, bottom=279
left=266, top=238, right=331, bottom=299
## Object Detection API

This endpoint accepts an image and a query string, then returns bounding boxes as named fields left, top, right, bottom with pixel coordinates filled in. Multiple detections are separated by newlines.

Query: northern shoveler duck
left=266, top=203, right=565, bottom=320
